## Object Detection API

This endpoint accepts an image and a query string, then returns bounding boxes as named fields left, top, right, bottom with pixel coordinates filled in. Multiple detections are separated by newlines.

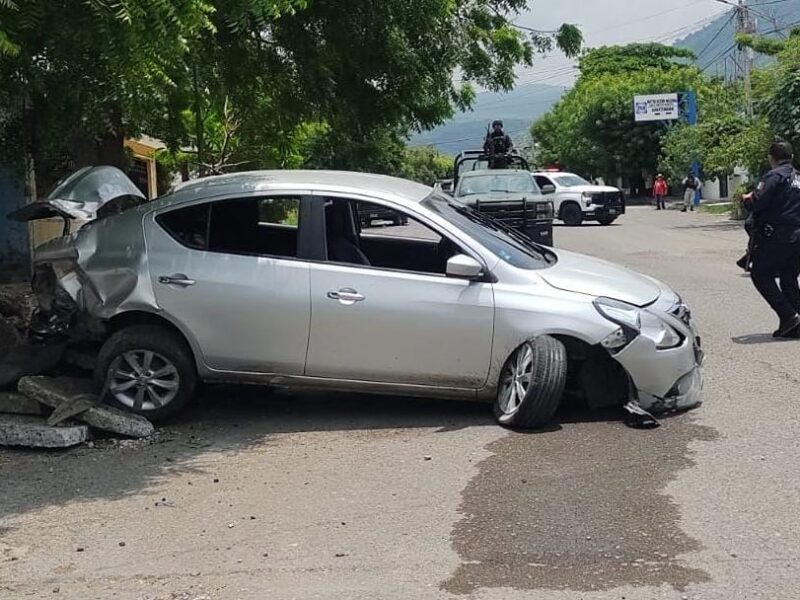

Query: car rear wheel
left=94, top=325, right=197, bottom=421
left=597, top=216, right=617, bottom=225
left=561, top=203, right=583, bottom=226
left=494, top=336, right=567, bottom=429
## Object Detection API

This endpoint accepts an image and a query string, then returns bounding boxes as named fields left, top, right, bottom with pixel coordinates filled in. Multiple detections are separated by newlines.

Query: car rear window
left=157, top=204, right=210, bottom=250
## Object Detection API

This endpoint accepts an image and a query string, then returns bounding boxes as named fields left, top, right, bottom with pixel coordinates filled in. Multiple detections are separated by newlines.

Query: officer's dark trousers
left=750, top=239, right=800, bottom=322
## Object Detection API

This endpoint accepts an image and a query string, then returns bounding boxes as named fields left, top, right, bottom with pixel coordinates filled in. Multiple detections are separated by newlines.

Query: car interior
left=207, top=197, right=299, bottom=258
left=324, top=199, right=461, bottom=275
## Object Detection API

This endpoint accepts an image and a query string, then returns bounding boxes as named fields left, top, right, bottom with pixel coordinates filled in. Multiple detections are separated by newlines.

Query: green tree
left=397, top=146, right=452, bottom=185
left=531, top=43, right=736, bottom=186
left=1, top=0, right=582, bottom=188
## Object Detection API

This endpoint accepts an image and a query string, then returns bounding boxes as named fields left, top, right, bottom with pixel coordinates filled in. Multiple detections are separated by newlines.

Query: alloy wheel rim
left=108, top=350, right=180, bottom=411
left=499, top=344, right=534, bottom=415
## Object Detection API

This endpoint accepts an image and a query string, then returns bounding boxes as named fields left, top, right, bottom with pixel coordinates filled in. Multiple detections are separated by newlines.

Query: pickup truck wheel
left=597, top=216, right=617, bottom=225
left=494, top=336, right=567, bottom=429
left=94, top=325, right=197, bottom=421
left=561, top=203, right=583, bottom=226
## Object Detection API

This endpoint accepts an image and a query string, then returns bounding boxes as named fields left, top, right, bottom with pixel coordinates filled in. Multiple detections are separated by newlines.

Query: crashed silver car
left=13, top=167, right=703, bottom=427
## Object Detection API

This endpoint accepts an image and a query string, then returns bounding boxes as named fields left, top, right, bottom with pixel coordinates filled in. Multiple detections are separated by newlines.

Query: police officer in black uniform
left=743, top=141, right=800, bottom=338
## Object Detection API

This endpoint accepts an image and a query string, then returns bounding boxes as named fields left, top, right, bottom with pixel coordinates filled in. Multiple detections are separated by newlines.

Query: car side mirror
left=541, top=184, right=555, bottom=195
left=446, top=254, right=484, bottom=280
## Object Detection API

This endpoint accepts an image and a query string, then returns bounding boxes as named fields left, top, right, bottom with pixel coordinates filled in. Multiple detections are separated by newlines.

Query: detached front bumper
left=611, top=311, right=704, bottom=413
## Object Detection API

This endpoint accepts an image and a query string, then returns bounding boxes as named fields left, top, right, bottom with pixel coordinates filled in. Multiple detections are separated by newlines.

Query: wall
left=0, top=167, right=30, bottom=283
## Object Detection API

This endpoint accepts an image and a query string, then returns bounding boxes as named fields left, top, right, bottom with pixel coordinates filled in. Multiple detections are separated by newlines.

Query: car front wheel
left=94, top=325, right=197, bottom=421
left=561, top=203, right=583, bottom=226
left=494, top=336, right=567, bottom=429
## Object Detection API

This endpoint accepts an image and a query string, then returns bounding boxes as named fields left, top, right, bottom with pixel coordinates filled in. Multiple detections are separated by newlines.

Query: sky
left=510, top=0, right=732, bottom=88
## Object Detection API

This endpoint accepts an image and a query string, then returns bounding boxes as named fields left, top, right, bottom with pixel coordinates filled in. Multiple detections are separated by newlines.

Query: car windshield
left=421, top=192, right=556, bottom=270
left=553, top=174, right=590, bottom=187
left=457, top=173, right=537, bottom=197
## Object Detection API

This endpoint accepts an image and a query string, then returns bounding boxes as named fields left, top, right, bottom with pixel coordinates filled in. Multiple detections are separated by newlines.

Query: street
left=2, top=206, right=799, bottom=600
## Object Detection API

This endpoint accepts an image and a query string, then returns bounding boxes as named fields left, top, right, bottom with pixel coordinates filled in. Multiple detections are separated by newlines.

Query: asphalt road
left=2, top=207, right=799, bottom=600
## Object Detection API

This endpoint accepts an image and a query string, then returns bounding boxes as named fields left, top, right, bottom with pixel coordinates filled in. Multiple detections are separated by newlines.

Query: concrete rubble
left=0, top=284, right=155, bottom=449
left=0, top=374, right=155, bottom=448
left=0, top=414, right=89, bottom=448
left=19, top=376, right=155, bottom=438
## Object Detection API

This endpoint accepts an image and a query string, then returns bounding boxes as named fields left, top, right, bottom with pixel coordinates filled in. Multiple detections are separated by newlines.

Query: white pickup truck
left=532, top=171, right=625, bottom=226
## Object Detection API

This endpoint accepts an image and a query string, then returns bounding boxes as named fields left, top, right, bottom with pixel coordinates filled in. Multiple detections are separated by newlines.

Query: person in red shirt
left=653, top=174, right=668, bottom=210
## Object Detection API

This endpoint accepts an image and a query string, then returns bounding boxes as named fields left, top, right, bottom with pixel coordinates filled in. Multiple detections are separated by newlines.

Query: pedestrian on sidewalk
left=653, top=174, right=668, bottom=210
left=742, top=140, right=800, bottom=338
left=681, top=172, right=700, bottom=212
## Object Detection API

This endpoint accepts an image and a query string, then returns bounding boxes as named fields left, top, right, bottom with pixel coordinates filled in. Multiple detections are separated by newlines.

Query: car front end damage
left=594, top=289, right=703, bottom=416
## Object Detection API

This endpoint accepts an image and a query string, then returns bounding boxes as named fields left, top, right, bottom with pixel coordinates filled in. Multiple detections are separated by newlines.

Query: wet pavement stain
left=443, top=411, right=718, bottom=595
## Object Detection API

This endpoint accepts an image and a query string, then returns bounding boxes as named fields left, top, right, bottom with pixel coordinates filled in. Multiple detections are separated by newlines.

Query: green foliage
left=577, top=43, right=694, bottom=78
left=397, top=146, right=452, bottom=185
left=736, top=33, right=785, bottom=57
left=0, top=0, right=581, bottom=186
left=531, top=44, right=718, bottom=181
left=659, top=116, right=771, bottom=183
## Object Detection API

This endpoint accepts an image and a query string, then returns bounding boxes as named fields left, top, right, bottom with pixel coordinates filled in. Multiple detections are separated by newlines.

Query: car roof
left=155, top=170, right=433, bottom=209
left=460, top=169, right=530, bottom=178
left=533, top=171, right=578, bottom=177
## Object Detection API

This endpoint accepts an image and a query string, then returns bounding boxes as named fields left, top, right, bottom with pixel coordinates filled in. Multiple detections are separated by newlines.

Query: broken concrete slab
left=0, top=391, right=45, bottom=416
left=18, top=376, right=154, bottom=438
left=0, top=414, right=88, bottom=448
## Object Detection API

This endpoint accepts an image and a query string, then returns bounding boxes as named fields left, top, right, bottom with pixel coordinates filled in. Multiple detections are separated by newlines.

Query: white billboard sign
left=633, top=93, right=679, bottom=122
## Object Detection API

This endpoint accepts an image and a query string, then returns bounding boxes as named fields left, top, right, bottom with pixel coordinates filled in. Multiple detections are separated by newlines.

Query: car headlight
left=581, top=192, right=593, bottom=206
left=640, top=311, right=683, bottom=349
left=594, top=297, right=683, bottom=351
left=594, top=297, right=640, bottom=350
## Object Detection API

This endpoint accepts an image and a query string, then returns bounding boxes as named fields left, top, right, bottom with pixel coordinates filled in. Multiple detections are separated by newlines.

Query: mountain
left=415, top=2, right=800, bottom=155
left=409, top=83, right=565, bottom=155
left=674, top=0, right=800, bottom=74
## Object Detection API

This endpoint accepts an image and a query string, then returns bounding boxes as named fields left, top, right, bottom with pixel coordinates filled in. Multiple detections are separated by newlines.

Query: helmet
left=492, top=120, right=503, bottom=128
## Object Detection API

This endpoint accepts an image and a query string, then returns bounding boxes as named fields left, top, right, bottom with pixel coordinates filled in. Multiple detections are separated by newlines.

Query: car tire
left=494, top=336, right=567, bottom=429
left=94, top=325, right=197, bottom=421
left=561, top=203, right=583, bottom=226
left=597, top=216, right=617, bottom=225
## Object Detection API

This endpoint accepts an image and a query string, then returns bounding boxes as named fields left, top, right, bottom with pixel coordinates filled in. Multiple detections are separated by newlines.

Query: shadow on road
left=732, top=333, right=800, bottom=345
left=670, top=220, right=744, bottom=232
left=0, top=386, right=660, bottom=523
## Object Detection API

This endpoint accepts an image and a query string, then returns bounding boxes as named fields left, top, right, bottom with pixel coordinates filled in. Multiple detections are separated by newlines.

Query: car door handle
left=158, top=274, right=196, bottom=287
left=327, top=288, right=365, bottom=304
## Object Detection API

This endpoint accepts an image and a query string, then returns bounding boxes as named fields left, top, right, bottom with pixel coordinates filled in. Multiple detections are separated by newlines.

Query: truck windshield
left=552, top=174, right=590, bottom=187
left=421, top=192, right=556, bottom=270
left=457, top=173, right=538, bottom=196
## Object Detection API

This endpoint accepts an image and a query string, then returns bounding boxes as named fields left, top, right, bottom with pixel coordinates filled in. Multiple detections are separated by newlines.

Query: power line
left=697, top=9, right=737, bottom=58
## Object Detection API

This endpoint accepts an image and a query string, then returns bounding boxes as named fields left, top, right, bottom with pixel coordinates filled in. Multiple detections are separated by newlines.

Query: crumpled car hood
left=540, top=249, right=661, bottom=306
left=8, top=166, right=145, bottom=223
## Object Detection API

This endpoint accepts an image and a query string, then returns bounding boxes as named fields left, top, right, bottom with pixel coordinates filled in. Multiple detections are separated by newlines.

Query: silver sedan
left=24, top=168, right=703, bottom=427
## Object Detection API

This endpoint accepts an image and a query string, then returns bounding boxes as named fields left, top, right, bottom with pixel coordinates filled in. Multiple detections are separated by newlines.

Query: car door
left=304, top=194, right=494, bottom=388
left=144, top=194, right=311, bottom=374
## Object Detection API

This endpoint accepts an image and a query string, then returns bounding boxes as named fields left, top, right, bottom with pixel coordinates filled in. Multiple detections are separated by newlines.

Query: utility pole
left=734, top=0, right=757, bottom=117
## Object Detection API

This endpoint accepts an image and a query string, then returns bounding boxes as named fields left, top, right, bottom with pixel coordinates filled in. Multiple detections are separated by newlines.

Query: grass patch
left=699, top=202, right=732, bottom=215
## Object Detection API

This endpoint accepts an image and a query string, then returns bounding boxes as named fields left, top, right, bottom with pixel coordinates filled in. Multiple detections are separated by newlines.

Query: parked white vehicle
left=532, top=171, right=626, bottom=226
